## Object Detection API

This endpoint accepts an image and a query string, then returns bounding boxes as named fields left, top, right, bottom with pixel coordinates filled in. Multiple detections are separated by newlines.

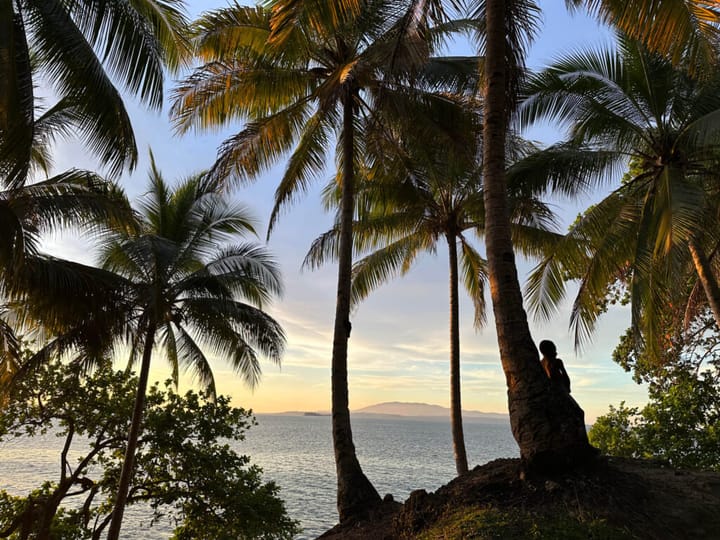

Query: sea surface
left=0, top=414, right=517, bottom=539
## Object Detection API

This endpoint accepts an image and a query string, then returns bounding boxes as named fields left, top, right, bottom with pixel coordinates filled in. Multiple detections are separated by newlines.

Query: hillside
left=319, top=457, right=720, bottom=539
left=271, top=401, right=509, bottom=422
left=354, top=402, right=508, bottom=422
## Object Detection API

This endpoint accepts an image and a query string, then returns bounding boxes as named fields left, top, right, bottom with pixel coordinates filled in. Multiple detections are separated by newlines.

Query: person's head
left=539, top=340, right=557, bottom=358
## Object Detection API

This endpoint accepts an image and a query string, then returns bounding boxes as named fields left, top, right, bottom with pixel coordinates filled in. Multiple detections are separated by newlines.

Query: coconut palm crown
left=521, top=37, right=720, bottom=356
left=101, top=158, right=285, bottom=538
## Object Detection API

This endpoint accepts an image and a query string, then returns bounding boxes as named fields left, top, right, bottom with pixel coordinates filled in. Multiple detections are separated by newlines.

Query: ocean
left=0, top=414, right=517, bottom=539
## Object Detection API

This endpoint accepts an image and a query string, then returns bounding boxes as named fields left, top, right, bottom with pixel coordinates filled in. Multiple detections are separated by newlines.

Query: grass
left=415, top=506, right=637, bottom=540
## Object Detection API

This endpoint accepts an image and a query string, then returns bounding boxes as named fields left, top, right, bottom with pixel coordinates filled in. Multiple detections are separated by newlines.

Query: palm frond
left=179, top=244, right=284, bottom=307
left=506, top=144, right=624, bottom=198
left=174, top=325, right=218, bottom=399
left=25, top=0, right=137, bottom=174
left=350, top=232, right=430, bottom=306
left=0, top=7, right=34, bottom=189
left=267, top=105, right=338, bottom=235
left=207, top=100, right=313, bottom=187
left=268, top=0, right=363, bottom=45
left=7, top=169, right=133, bottom=238
left=192, top=4, right=272, bottom=61
left=571, top=0, right=720, bottom=70
left=160, top=322, right=180, bottom=387
left=182, top=297, right=285, bottom=384
left=64, top=0, right=190, bottom=106
left=458, top=236, right=487, bottom=329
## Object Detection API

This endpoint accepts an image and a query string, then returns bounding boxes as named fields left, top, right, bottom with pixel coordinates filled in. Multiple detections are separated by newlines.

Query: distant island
left=354, top=402, right=508, bottom=423
left=270, top=401, right=508, bottom=423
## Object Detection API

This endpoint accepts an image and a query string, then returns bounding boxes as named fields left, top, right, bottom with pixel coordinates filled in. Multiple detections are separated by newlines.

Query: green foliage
left=588, top=403, right=643, bottom=460
left=590, top=370, right=720, bottom=471
left=590, top=316, right=720, bottom=471
left=0, top=361, right=299, bottom=539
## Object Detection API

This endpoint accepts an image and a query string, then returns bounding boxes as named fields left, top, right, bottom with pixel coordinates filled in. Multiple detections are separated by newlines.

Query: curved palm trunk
left=107, top=321, right=157, bottom=540
left=333, top=88, right=380, bottom=522
left=447, top=233, right=469, bottom=475
left=482, top=0, right=592, bottom=472
left=688, top=238, right=720, bottom=328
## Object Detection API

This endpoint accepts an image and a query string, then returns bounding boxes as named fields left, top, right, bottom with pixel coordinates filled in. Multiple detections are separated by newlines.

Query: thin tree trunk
left=107, top=322, right=157, bottom=540
left=688, top=238, right=720, bottom=328
left=447, top=232, right=468, bottom=475
left=482, top=0, right=592, bottom=472
left=36, top=492, right=63, bottom=540
left=333, top=87, right=380, bottom=522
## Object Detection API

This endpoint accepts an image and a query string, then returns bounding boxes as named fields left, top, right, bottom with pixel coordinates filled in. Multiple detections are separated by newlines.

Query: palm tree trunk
left=447, top=232, right=468, bottom=475
left=482, top=0, right=592, bottom=471
left=333, top=86, right=380, bottom=522
left=0, top=0, right=14, bottom=133
left=107, top=321, right=157, bottom=540
left=688, top=238, right=720, bottom=328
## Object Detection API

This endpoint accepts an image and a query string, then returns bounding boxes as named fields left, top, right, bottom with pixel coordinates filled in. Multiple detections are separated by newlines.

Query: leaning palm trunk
left=688, top=238, right=720, bottom=330
left=447, top=233, right=469, bottom=475
left=332, top=90, right=380, bottom=521
left=107, top=322, right=157, bottom=540
left=482, top=0, right=592, bottom=471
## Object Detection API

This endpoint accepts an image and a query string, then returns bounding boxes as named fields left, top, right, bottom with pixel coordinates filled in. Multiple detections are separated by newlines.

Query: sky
left=41, top=1, right=646, bottom=423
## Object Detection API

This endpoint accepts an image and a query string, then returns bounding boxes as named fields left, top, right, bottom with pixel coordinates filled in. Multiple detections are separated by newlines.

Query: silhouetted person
left=538, top=340, right=571, bottom=393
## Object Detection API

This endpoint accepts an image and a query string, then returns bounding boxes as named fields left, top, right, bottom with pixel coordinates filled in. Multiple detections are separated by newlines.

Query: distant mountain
left=353, top=401, right=508, bottom=422
left=266, top=402, right=509, bottom=423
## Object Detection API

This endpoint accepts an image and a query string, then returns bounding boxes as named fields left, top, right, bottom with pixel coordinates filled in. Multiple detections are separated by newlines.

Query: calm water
left=0, top=415, right=516, bottom=539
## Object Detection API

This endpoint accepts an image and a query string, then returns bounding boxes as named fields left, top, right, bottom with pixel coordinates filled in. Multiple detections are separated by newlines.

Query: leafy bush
left=591, top=307, right=720, bottom=472
left=0, top=361, right=300, bottom=539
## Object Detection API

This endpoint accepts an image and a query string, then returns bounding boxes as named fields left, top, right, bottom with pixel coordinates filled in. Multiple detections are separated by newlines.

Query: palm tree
left=0, top=0, right=190, bottom=186
left=171, top=0, right=478, bottom=520
left=476, top=0, right=595, bottom=469
left=475, top=0, right=720, bottom=470
left=306, top=128, right=562, bottom=475
left=521, top=38, right=720, bottom=354
left=94, top=160, right=286, bottom=539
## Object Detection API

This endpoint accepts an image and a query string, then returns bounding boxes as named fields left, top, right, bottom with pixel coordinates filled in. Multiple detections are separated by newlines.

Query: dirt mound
left=319, top=457, right=720, bottom=539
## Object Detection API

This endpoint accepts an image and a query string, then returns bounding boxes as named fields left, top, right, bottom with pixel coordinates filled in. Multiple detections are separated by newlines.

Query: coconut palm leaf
left=25, top=1, right=135, bottom=175
left=0, top=5, right=33, bottom=188
left=1, top=0, right=189, bottom=191
left=569, top=0, right=720, bottom=69
left=349, top=232, right=431, bottom=306
left=458, top=236, right=487, bottom=329
left=160, top=322, right=180, bottom=387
